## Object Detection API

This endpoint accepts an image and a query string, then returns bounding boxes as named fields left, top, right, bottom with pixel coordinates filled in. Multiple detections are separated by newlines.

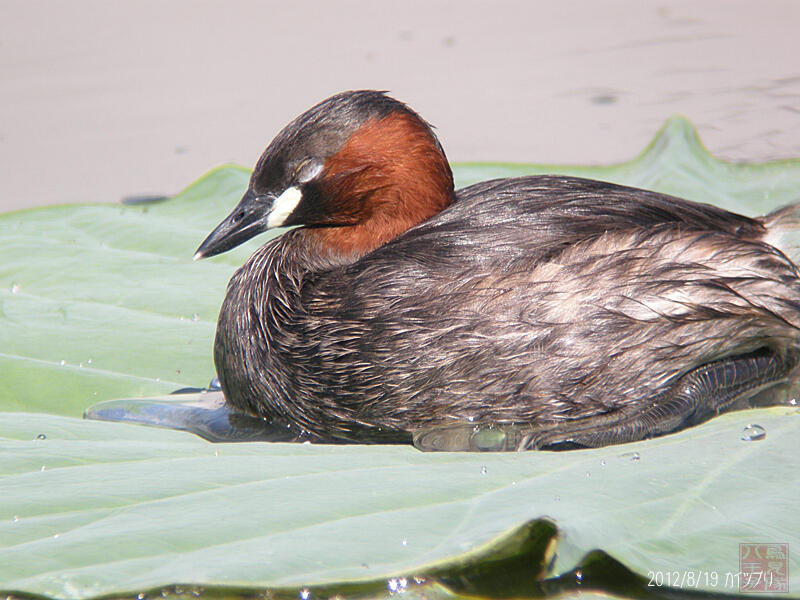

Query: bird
left=194, top=90, right=800, bottom=451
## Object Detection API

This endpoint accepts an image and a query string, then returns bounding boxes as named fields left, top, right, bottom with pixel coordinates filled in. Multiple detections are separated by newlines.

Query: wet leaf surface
left=1, top=118, right=799, bottom=599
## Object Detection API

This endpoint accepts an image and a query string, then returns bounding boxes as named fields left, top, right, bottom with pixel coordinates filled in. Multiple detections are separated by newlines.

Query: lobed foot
left=85, top=385, right=310, bottom=443
left=413, top=349, right=797, bottom=452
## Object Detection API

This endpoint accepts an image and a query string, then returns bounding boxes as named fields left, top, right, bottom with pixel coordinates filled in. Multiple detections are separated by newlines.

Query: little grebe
left=195, top=90, right=800, bottom=450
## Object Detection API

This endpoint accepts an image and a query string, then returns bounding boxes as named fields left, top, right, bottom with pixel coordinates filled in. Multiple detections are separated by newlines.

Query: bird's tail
left=762, top=202, right=800, bottom=263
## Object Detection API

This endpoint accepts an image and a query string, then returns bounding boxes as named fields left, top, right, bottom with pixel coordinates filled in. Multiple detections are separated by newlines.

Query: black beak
left=194, top=189, right=272, bottom=260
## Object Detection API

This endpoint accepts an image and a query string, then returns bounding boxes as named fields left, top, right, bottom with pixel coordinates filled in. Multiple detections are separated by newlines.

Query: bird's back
left=289, top=176, right=800, bottom=438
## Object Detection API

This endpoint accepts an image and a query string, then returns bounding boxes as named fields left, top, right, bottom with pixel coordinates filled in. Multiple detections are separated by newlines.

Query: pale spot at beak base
left=267, top=186, right=303, bottom=228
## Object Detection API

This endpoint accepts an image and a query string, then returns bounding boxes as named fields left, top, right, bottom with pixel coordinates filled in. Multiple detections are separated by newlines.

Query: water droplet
left=299, top=588, right=310, bottom=600
left=398, top=578, right=408, bottom=591
left=471, top=424, right=508, bottom=450
left=413, top=576, right=426, bottom=585
left=59, top=360, right=66, bottom=366
left=12, top=515, right=19, bottom=523
left=480, top=466, right=487, bottom=475
left=192, top=313, right=200, bottom=322
left=137, top=594, right=146, bottom=600
left=600, top=458, right=607, bottom=467
left=53, top=533, right=59, bottom=539
left=619, top=451, right=640, bottom=462
left=789, top=398, right=798, bottom=406
left=741, top=424, right=766, bottom=441
left=155, top=378, right=160, bottom=382
left=209, top=377, right=221, bottom=390
left=575, top=569, right=584, bottom=585
left=36, top=434, right=46, bottom=440
left=214, top=449, right=219, bottom=457
left=10, top=283, right=19, bottom=294
left=401, top=538, right=407, bottom=546
left=79, top=362, right=84, bottom=368
left=87, top=358, right=92, bottom=364
left=466, top=415, right=475, bottom=422
left=387, top=578, right=404, bottom=593
left=40, top=465, right=46, bottom=472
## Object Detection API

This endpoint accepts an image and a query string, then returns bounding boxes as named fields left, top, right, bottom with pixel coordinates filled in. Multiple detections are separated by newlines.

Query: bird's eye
left=294, top=158, right=323, bottom=184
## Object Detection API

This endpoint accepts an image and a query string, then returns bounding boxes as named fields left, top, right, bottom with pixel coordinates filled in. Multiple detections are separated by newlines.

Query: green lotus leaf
left=1, top=117, right=799, bottom=599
